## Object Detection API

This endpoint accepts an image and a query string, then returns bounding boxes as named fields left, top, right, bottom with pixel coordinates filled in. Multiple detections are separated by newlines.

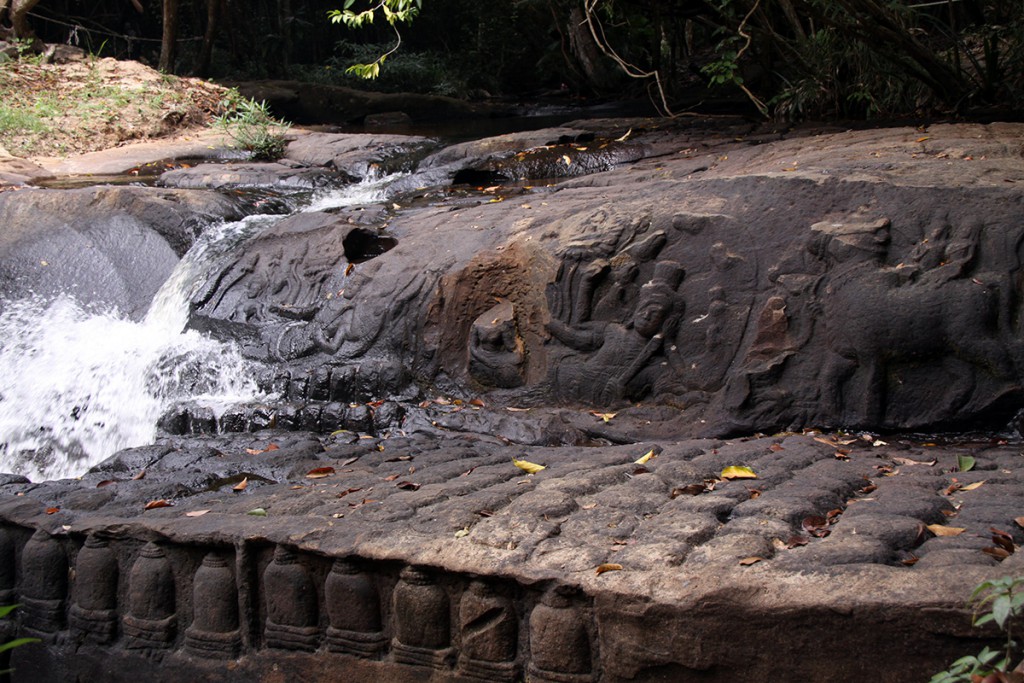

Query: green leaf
left=957, top=454, right=976, bottom=472
left=0, top=604, right=20, bottom=619
left=247, top=507, right=267, bottom=517
left=0, top=637, right=39, bottom=654
left=992, top=594, right=1012, bottom=629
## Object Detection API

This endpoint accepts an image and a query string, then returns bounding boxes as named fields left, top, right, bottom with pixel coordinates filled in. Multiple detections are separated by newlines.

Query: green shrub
left=213, top=91, right=290, bottom=161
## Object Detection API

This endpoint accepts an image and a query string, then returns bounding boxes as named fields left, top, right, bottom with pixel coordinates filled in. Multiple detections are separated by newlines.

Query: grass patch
left=0, top=55, right=229, bottom=157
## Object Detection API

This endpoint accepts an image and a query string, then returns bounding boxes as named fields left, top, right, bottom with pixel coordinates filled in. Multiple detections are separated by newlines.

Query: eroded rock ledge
left=1, top=120, right=1023, bottom=682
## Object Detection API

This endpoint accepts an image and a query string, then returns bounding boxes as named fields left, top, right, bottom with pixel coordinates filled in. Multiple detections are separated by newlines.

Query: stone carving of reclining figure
left=547, top=260, right=684, bottom=405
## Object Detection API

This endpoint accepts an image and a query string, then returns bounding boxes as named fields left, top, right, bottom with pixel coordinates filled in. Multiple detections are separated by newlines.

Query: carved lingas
left=392, top=566, right=454, bottom=670
left=0, top=527, right=17, bottom=607
left=263, top=545, right=319, bottom=651
left=185, top=552, right=241, bottom=658
left=458, top=580, right=518, bottom=681
left=70, top=535, right=118, bottom=644
left=325, top=557, right=386, bottom=657
left=21, top=529, right=68, bottom=635
left=123, top=542, right=176, bottom=649
left=528, top=588, right=593, bottom=683
left=1, top=524, right=603, bottom=679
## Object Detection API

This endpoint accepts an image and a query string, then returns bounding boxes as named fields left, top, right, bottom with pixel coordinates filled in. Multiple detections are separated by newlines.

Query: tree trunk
left=159, top=0, right=179, bottom=73
left=567, top=5, right=613, bottom=91
left=278, top=0, right=292, bottom=74
left=5, top=0, right=42, bottom=40
left=196, top=0, right=221, bottom=77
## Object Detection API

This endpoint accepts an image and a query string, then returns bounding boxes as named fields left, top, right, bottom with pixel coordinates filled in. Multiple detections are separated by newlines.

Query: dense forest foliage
left=1, top=0, right=1021, bottom=120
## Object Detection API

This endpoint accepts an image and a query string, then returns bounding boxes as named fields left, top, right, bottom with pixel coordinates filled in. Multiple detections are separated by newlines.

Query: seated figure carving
left=547, top=260, right=684, bottom=405
left=469, top=299, right=526, bottom=388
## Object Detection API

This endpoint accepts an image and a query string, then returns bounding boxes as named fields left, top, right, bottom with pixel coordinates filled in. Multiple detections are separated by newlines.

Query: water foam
left=0, top=174, right=402, bottom=482
left=0, top=216, right=271, bottom=482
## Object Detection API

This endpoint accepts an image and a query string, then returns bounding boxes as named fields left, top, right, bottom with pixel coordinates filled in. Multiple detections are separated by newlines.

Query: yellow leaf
left=590, top=411, right=616, bottom=423
left=562, top=155, right=572, bottom=166
left=927, top=524, right=966, bottom=537
left=513, top=457, right=546, bottom=474
left=634, top=449, right=655, bottom=465
left=961, top=480, right=986, bottom=491
left=721, top=466, right=758, bottom=480
left=739, top=556, right=763, bottom=566
left=454, top=528, right=470, bottom=539
left=595, top=563, right=623, bottom=575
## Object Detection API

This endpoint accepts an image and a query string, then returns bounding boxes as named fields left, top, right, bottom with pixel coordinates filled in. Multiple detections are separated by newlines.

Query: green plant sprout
left=0, top=604, right=40, bottom=674
left=932, top=576, right=1024, bottom=682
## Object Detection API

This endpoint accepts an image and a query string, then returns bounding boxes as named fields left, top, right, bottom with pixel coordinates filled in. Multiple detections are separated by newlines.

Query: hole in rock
left=343, top=228, right=398, bottom=264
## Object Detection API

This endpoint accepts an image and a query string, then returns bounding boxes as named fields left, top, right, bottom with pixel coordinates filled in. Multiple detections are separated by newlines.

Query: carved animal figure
left=818, top=254, right=1011, bottom=427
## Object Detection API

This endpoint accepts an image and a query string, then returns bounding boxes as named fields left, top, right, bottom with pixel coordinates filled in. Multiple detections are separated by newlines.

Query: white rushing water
left=0, top=174, right=403, bottom=482
left=0, top=217, right=270, bottom=482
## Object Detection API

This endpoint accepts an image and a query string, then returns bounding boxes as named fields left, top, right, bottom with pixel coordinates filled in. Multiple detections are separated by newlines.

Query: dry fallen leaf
left=384, top=473, right=401, bottom=482
left=961, top=480, right=986, bottom=491
left=927, top=524, right=966, bottom=537
left=45, top=507, right=59, bottom=515
left=144, top=499, right=172, bottom=510
left=595, top=563, right=623, bottom=575
left=990, top=528, right=1017, bottom=554
left=785, top=535, right=810, bottom=549
left=96, top=480, right=117, bottom=488
left=802, top=516, right=831, bottom=538
left=634, top=449, right=656, bottom=465
left=245, top=443, right=280, bottom=456
left=396, top=481, right=421, bottom=491
left=233, top=477, right=249, bottom=492
left=983, top=546, right=1012, bottom=561
left=739, top=556, right=763, bottom=566
left=513, top=457, right=546, bottom=474
left=590, top=411, right=617, bottom=423
left=721, top=466, right=758, bottom=480
left=672, top=483, right=709, bottom=497
left=306, top=467, right=336, bottom=479
left=892, top=456, right=937, bottom=467
left=185, top=510, right=210, bottom=518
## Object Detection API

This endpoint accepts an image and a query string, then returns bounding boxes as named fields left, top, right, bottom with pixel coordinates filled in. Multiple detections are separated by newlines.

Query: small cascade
left=0, top=219, right=270, bottom=482
left=0, top=174, right=404, bottom=481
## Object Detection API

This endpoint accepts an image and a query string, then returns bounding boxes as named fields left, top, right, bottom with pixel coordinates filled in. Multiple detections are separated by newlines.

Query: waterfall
left=0, top=218, right=267, bottom=482
left=0, top=174, right=404, bottom=482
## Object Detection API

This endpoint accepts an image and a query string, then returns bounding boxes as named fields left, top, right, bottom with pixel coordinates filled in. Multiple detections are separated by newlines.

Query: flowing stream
left=0, top=175, right=397, bottom=482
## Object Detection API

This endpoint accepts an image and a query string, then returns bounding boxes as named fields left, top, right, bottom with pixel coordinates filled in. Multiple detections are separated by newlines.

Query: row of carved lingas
left=11, top=530, right=594, bottom=681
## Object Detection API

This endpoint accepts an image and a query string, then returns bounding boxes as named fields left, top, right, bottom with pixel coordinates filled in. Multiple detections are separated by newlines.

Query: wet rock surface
left=0, top=186, right=250, bottom=318
left=1, top=119, right=1024, bottom=681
